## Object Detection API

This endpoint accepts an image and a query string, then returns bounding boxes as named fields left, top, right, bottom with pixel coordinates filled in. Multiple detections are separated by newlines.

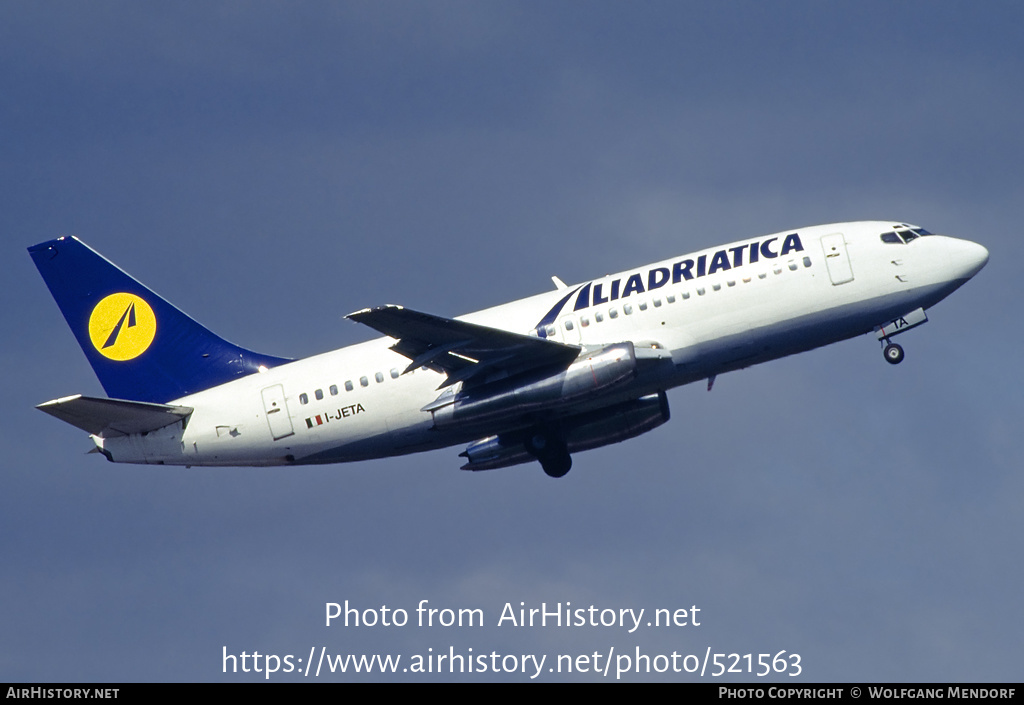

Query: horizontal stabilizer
left=37, top=395, right=193, bottom=438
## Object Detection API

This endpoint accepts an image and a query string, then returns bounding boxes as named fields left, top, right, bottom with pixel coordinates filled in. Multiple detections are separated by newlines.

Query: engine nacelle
left=460, top=391, right=671, bottom=471
left=429, top=342, right=637, bottom=430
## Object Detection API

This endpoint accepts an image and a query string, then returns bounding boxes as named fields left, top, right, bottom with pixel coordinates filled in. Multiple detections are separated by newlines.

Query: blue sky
left=3, top=1, right=1022, bottom=681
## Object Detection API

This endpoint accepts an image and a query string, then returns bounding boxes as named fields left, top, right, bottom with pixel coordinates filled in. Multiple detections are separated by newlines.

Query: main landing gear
left=525, top=429, right=572, bottom=478
left=882, top=340, right=905, bottom=365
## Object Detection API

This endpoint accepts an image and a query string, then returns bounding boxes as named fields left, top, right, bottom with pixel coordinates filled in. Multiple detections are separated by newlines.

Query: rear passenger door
left=261, top=384, right=294, bottom=440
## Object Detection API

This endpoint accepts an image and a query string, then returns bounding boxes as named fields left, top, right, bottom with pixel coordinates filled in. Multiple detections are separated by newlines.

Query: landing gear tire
left=526, top=431, right=572, bottom=478
left=884, top=343, right=905, bottom=365
left=540, top=453, right=572, bottom=478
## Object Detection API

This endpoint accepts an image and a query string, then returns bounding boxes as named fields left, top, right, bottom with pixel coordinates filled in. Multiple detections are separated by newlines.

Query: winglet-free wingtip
left=345, top=304, right=404, bottom=321
left=345, top=307, right=373, bottom=320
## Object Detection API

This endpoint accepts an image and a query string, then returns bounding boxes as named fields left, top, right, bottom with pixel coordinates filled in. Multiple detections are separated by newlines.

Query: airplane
left=29, top=221, right=988, bottom=477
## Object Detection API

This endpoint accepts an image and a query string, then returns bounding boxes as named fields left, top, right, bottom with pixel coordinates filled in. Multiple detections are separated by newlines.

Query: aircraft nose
left=945, top=237, right=989, bottom=280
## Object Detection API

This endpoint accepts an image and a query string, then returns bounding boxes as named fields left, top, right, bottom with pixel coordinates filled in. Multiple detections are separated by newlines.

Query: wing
left=345, top=305, right=581, bottom=388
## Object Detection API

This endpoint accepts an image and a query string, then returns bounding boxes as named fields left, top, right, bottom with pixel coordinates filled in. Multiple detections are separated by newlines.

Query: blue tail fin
left=29, top=236, right=290, bottom=403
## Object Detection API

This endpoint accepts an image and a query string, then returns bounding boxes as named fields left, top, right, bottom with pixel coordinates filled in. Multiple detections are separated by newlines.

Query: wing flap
left=37, top=394, right=194, bottom=438
left=346, top=305, right=580, bottom=386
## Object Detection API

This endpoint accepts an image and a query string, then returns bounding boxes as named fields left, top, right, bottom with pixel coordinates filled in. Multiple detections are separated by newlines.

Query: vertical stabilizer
left=29, top=237, right=290, bottom=403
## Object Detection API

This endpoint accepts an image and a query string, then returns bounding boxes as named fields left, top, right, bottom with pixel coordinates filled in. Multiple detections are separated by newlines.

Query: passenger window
left=712, top=283, right=721, bottom=291
left=681, top=292, right=690, bottom=300
left=360, top=376, right=368, bottom=387
left=667, top=294, right=676, bottom=303
left=803, top=256, right=812, bottom=267
left=697, top=288, right=705, bottom=296
left=375, top=372, right=384, bottom=383
left=345, top=380, right=353, bottom=392
left=330, top=385, right=338, bottom=396
left=564, top=319, right=574, bottom=331
left=581, top=317, right=590, bottom=327
left=623, top=304, right=632, bottom=315
left=789, top=261, right=798, bottom=271
left=299, top=393, right=308, bottom=405
left=595, top=312, right=604, bottom=322
left=315, top=389, right=324, bottom=400
left=391, top=369, right=400, bottom=379
left=609, top=308, right=618, bottom=319
left=639, top=301, right=648, bottom=310
left=653, top=298, right=662, bottom=307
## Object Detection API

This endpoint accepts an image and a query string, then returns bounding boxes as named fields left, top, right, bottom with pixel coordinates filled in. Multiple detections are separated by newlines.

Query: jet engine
left=427, top=342, right=638, bottom=431
left=459, top=390, right=671, bottom=471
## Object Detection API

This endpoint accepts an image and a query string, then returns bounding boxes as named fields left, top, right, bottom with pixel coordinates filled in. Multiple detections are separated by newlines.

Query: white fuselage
left=97, top=222, right=988, bottom=467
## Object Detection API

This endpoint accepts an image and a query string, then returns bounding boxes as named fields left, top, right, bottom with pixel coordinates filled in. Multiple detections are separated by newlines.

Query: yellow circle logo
left=88, top=293, right=157, bottom=361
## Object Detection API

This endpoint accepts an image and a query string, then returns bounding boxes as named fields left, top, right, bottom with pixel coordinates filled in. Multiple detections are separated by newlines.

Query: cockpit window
left=880, top=226, right=934, bottom=245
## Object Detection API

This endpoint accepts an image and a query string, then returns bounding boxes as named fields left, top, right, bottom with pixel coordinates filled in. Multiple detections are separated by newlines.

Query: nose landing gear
left=875, top=308, right=928, bottom=366
left=883, top=341, right=905, bottom=365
